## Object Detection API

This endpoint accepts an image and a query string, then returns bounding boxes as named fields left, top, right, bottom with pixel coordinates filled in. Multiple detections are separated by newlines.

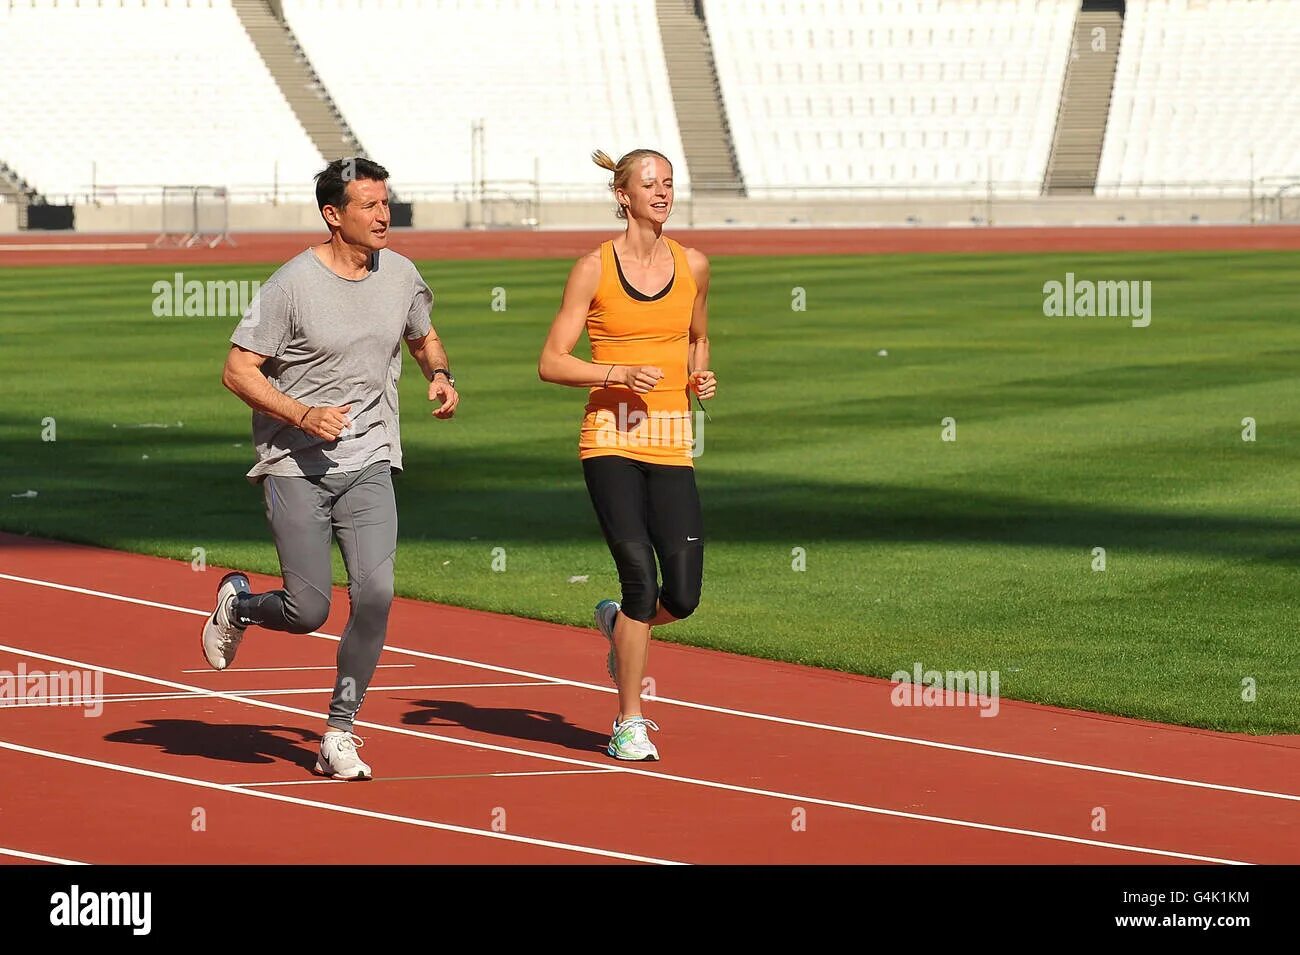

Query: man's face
left=327, top=178, right=390, bottom=250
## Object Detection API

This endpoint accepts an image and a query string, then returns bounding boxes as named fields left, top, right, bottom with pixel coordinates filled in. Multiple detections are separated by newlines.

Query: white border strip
left=180, top=664, right=415, bottom=674
left=232, top=768, right=622, bottom=788
left=0, top=682, right=558, bottom=708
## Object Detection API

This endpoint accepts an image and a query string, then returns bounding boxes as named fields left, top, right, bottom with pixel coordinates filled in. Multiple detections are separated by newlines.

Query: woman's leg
left=583, top=456, right=656, bottom=720
left=645, top=462, right=704, bottom=637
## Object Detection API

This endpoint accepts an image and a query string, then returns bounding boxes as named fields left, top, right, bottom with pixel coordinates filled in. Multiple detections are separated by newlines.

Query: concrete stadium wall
left=0, top=196, right=1275, bottom=235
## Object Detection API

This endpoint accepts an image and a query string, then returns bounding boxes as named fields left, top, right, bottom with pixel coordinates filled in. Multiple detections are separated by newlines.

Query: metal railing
left=11, top=175, right=1292, bottom=207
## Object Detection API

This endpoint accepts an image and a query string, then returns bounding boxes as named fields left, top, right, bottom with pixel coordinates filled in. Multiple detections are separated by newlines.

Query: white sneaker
left=315, top=731, right=372, bottom=780
left=607, top=716, right=660, bottom=761
left=594, top=598, right=620, bottom=685
left=200, top=572, right=250, bottom=670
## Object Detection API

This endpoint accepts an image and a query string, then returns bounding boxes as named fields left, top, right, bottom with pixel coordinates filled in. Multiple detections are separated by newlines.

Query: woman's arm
left=685, top=248, right=716, bottom=399
left=539, top=251, right=663, bottom=393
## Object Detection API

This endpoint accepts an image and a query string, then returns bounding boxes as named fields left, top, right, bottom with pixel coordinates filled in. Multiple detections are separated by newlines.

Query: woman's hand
left=622, top=365, right=664, bottom=394
left=689, top=370, right=717, bottom=400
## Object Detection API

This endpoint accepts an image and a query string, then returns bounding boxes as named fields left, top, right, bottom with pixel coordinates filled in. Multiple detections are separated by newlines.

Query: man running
left=202, top=157, right=458, bottom=780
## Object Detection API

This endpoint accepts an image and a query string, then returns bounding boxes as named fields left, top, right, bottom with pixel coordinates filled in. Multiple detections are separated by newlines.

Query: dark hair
left=314, top=157, right=389, bottom=213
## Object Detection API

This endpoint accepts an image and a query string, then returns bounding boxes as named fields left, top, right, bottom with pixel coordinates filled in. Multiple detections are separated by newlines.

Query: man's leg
left=234, top=475, right=334, bottom=633
left=203, top=474, right=334, bottom=671
left=325, top=461, right=398, bottom=735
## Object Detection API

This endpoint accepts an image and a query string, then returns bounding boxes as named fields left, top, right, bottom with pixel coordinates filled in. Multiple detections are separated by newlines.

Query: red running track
left=0, top=532, right=1297, bottom=865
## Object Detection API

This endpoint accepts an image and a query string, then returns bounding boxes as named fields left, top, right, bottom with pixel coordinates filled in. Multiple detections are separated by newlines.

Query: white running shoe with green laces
left=607, top=716, right=660, bottom=761
left=594, top=598, right=619, bottom=685
left=315, top=731, right=372, bottom=780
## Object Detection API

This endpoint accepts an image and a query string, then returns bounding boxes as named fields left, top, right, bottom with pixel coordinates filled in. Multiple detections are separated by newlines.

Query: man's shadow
left=401, top=699, right=609, bottom=754
left=104, top=719, right=320, bottom=771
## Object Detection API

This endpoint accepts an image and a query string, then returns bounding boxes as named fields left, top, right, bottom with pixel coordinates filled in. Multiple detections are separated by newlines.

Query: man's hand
left=300, top=405, right=352, bottom=440
left=689, top=370, right=717, bottom=400
left=429, top=376, right=459, bottom=419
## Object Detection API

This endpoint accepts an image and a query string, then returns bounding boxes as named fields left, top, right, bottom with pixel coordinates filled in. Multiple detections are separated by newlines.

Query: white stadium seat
left=0, top=0, right=323, bottom=200
left=1097, top=0, right=1300, bottom=196
left=704, top=0, right=1077, bottom=195
left=280, top=0, right=689, bottom=196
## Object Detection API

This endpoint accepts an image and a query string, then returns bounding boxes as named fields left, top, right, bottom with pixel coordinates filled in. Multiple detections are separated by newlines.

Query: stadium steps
left=655, top=0, right=745, bottom=196
left=231, top=0, right=367, bottom=163
left=0, top=158, right=39, bottom=228
left=1043, top=1, right=1125, bottom=195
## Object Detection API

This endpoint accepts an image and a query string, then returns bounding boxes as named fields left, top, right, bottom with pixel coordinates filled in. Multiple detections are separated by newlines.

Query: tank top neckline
left=610, top=240, right=675, bottom=302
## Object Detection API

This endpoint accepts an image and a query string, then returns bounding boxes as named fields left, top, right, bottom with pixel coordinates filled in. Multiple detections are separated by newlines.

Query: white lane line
left=0, top=642, right=1253, bottom=865
left=0, top=738, right=680, bottom=865
left=232, top=769, right=622, bottom=788
left=1, top=570, right=1296, bottom=804
left=0, top=682, right=559, bottom=708
left=0, top=846, right=89, bottom=865
left=180, top=664, right=415, bottom=673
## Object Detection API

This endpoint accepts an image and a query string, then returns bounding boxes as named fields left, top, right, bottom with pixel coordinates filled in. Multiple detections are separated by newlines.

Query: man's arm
left=406, top=330, right=459, bottom=419
left=221, top=345, right=352, bottom=440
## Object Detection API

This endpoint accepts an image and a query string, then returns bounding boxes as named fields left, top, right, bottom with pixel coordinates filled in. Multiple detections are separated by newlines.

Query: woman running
left=538, top=148, right=716, bottom=761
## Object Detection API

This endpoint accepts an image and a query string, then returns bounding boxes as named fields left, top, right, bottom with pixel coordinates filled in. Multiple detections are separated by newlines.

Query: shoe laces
left=330, top=732, right=364, bottom=754
left=617, top=717, right=659, bottom=742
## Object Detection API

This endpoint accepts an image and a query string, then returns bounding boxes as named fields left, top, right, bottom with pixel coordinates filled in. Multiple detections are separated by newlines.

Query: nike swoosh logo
left=686, top=536, right=700, bottom=542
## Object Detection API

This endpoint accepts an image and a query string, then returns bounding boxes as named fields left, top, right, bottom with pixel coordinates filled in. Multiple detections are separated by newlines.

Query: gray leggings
left=234, top=460, right=397, bottom=732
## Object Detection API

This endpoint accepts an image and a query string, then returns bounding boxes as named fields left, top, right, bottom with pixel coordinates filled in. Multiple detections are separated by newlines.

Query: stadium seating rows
left=0, top=0, right=1294, bottom=199
left=0, top=0, right=321, bottom=199
left=1097, top=0, right=1300, bottom=195
left=706, top=0, right=1077, bottom=195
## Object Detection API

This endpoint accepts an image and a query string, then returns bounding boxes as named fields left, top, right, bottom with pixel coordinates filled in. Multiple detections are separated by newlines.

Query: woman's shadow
left=401, top=699, right=609, bottom=754
left=104, top=720, right=320, bottom=771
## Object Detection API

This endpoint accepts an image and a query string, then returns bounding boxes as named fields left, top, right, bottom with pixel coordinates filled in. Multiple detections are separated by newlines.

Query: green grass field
left=2, top=249, right=1298, bottom=734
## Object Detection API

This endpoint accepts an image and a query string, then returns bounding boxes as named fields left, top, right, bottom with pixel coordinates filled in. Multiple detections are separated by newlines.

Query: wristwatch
left=431, top=368, right=455, bottom=387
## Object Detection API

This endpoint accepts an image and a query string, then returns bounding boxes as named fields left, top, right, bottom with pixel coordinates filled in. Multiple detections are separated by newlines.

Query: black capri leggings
left=582, top=455, right=704, bottom=623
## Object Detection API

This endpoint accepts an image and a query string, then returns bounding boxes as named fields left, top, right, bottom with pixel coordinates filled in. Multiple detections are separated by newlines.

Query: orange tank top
left=579, top=237, right=698, bottom=466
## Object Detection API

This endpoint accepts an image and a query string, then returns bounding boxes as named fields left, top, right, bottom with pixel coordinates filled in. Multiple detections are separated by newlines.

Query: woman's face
left=618, top=155, right=673, bottom=224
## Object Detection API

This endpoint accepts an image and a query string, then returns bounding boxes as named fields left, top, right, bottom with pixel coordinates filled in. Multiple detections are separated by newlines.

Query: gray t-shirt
left=230, top=247, right=433, bottom=481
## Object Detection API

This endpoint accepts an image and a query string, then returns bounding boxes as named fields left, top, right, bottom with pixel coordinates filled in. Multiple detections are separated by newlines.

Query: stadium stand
left=1097, top=0, right=1300, bottom=196
left=281, top=0, right=690, bottom=196
left=3, top=0, right=1299, bottom=230
left=1042, top=0, right=1124, bottom=195
left=0, top=0, right=323, bottom=200
left=656, top=0, right=745, bottom=194
left=230, top=0, right=366, bottom=164
left=705, top=0, right=1078, bottom=196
